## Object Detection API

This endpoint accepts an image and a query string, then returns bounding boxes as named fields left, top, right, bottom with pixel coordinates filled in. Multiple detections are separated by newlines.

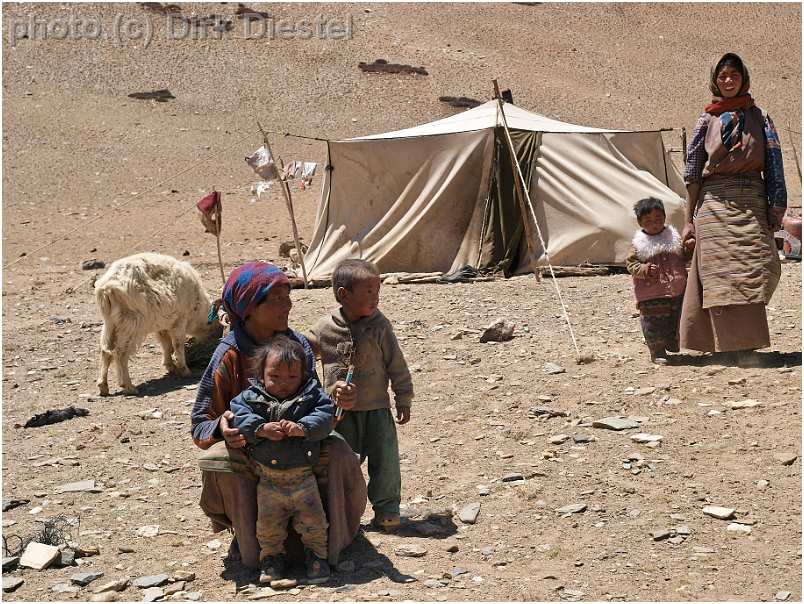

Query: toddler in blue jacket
left=230, top=335, right=334, bottom=585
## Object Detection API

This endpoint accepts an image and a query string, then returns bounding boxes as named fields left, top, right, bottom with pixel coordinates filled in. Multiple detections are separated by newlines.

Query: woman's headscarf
left=222, top=261, right=290, bottom=350
left=708, top=52, right=751, bottom=97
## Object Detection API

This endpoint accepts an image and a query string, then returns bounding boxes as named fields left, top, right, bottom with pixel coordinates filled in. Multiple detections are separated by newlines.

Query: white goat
left=95, top=252, right=221, bottom=396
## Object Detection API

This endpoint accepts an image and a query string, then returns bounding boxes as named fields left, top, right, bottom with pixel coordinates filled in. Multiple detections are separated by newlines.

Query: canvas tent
left=303, top=100, right=686, bottom=280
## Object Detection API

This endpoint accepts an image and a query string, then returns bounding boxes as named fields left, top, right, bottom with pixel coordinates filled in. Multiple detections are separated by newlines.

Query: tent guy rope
left=492, top=80, right=589, bottom=363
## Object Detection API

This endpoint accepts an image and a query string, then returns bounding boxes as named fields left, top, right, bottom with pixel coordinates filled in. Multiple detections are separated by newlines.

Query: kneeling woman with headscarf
left=190, top=262, right=367, bottom=570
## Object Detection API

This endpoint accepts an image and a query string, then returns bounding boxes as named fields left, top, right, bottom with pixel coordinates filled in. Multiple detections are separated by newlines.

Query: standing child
left=230, top=335, right=334, bottom=585
left=626, top=197, right=691, bottom=365
left=310, top=259, right=413, bottom=532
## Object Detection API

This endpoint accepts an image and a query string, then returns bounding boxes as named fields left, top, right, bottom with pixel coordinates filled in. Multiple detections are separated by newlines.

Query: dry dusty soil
left=1, top=2, right=801, bottom=602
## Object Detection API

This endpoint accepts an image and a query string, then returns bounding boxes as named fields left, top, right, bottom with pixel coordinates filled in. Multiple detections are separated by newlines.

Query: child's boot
left=372, top=511, right=401, bottom=533
left=304, top=549, right=331, bottom=584
left=258, top=555, right=285, bottom=584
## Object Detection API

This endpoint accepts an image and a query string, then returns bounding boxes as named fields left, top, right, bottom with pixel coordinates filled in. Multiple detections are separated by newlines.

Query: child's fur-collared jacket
left=626, top=225, right=689, bottom=304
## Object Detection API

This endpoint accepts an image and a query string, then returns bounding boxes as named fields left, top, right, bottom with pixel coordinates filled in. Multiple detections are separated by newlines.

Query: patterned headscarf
left=222, top=262, right=289, bottom=348
left=709, top=52, right=751, bottom=97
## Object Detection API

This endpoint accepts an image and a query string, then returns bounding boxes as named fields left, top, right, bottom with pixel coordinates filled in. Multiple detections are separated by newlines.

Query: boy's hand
left=332, top=381, right=357, bottom=410
left=395, top=406, right=411, bottom=425
left=220, top=410, right=246, bottom=448
left=279, top=420, right=305, bottom=437
left=257, top=422, right=285, bottom=441
left=646, top=263, right=659, bottom=277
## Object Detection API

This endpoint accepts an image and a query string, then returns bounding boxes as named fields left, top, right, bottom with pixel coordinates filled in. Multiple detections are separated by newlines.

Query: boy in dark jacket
left=230, top=335, right=334, bottom=584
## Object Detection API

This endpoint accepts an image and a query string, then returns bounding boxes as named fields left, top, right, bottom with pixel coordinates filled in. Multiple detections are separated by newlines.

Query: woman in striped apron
left=680, top=52, right=787, bottom=361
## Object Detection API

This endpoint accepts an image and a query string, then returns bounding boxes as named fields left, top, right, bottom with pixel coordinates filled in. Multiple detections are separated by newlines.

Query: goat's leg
left=157, top=331, right=178, bottom=374
left=97, top=322, right=113, bottom=396
left=170, top=331, right=192, bottom=378
left=114, top=315, right=142, bottom=395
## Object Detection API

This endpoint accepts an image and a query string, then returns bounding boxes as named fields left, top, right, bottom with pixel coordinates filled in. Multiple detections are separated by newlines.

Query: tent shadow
left=671, top=350, right=801, bottom=368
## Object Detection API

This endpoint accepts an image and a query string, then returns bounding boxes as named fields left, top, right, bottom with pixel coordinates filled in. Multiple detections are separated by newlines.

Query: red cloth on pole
left=197, top=191, right=222, bottom=235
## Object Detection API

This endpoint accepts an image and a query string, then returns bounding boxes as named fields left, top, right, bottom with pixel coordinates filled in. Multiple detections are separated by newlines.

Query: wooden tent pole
left=681, top=127, right=687, bottom=167
left=492, top=79, right=585, bottom=362
left=257, top=121, right=310, bottom=288
left=212, top=187, right=226, bottom=286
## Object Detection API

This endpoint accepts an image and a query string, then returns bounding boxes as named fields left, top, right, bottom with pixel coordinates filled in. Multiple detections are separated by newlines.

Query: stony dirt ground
left=1, top=2, right=801, bottom=602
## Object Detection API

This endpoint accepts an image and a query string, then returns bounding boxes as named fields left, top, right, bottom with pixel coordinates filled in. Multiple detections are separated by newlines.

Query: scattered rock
left=556, top=503, right=587, bottom=515
left=477, top=485, right=490, bottom=496
left=394, top=543, right=427, bottom=558
left=77, top=545, right=100, bottom=558
left=2, top=577, right=24, bottom=593
left=142, top=586, right=164, bottom=601
left=170, top=571, right=195, bottom=582
left=651, top=529, right=672, bottom=541
left=358, top=59, right=428, bottom=76
left=2, top=498, right=29, bottom=512
left=55, top=479, right=100, bottom=493
left=630, top=433, right=663, bottom=444
left=726, top=522, right=752, bottom=535
left=270, top=578, right=298, bottom=590
left=93, top=579, right=130, bottom=594
left=550, top=434, right=570, bottom=445
left=2, top=556, right=19, bottom=571
left=450, top=567, right=469, bottom=579
left=702, top=506, right=736, bottom=520
left=137, top=525, right=160, bottom=538
left=52, top=582, right=80, bottom=594
left=501, top=472, right=524, bottom=482
left=446, top=544, right=459, bottom=553
left=573, top=434, right=593, bottom=444
left=82, top=258, right=106, bottom=270
left=543, top=362, right=566, bottom=375
left=559, top=587, right=585, bottom=601
left=90, top=592, right=118, bottom=602
left=458, top=502, right=481, bottom=524
left=118, top=546, right=135, bottom=554
left=775, top=591, right=791, bottom=601
left=19, top=542, right=60, bottom=570
left=56, top=548, right=77, bottom=567
left=726, top=399, right=762, bottom=410
left=756, top=479, right=770, bottom=490
left=423, top=579, right=443, bottom=589
left=127, top=89, right=175, bottom=102
left=72, top=571, right=104, bottom=586
left=479, top=318, right=515, bottom=343
left=592, top=417, right=640, bottom=431
left=774, top=452, right=798, bottom=466
left=529, top=406, right=567, bottom=418
left=133, top=575, right=170, bottom=588
left=205, top=538, right=221, bottom=550
left=438, top=95, right=483, bottom=109
left=635, top=387, right=655, bottom=396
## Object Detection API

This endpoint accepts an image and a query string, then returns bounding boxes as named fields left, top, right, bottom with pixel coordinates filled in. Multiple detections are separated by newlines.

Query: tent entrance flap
left=477, top=129, right=543, bottom=277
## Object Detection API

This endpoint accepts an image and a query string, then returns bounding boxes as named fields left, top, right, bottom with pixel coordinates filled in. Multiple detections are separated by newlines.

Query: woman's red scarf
left=705, top=94, right=754, bottom=116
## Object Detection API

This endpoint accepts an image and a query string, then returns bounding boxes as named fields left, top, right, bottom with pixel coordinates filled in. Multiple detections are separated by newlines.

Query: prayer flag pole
left=256, top=121, right=310, bottom=288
